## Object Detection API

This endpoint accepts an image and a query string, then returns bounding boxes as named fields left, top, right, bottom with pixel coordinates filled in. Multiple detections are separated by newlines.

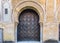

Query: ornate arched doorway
left=17, top=9, right=40, bottom=41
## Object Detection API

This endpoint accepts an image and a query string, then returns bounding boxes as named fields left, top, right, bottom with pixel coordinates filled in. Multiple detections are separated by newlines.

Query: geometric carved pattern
left=17, top=9, right=40, bottom=41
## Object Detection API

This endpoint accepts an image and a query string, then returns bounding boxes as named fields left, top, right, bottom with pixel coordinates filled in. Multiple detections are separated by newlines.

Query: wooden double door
left=17, top=9, right=40, bottom=41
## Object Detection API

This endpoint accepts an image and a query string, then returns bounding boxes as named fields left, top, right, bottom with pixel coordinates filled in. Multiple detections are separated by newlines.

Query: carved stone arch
left=57, top=7, right=60, bottom=41
left=57, top=7, right=60, bottom=22
left=17, top=6, right=40, bottom=23
left=13, top=0, right=44, bottom=23
left=13, top=0, right=44, bottom=42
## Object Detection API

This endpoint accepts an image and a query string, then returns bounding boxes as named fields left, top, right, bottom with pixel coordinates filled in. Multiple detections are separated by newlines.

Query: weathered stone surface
left=0, top=0, right=59, bottom=42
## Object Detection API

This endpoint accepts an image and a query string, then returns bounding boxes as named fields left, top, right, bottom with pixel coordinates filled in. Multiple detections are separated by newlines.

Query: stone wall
left=0, top=0, right=60, bottom=42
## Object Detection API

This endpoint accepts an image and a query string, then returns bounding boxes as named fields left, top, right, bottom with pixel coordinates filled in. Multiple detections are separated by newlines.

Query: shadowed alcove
left=44, top=39, right=58, bottom=43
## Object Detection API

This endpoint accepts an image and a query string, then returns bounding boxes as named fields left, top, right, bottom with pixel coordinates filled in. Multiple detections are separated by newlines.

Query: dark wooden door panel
left=17, top=9, right=40, bottom=41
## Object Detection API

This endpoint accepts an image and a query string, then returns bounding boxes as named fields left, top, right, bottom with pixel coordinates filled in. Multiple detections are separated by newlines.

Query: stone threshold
left=3, top=41, right=40, bottom=43
left=17, top=41, right=40, bottom=43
